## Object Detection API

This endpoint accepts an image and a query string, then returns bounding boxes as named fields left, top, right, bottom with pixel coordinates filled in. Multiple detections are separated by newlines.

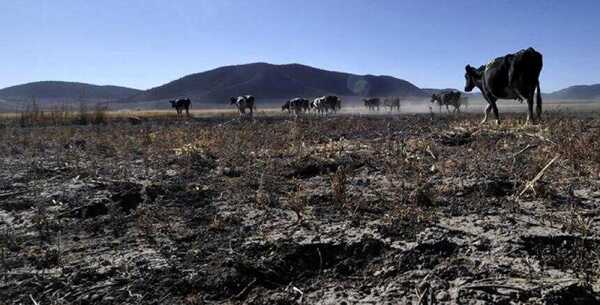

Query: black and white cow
left=230, top=95, right=256, bottom=118
left=464, top=47, right=543, bottom=124
left=169, top=98, right=192, bottom=117
left=313, top=96, right=341, bottom=116
left=291, top=98, right=310, bottom=116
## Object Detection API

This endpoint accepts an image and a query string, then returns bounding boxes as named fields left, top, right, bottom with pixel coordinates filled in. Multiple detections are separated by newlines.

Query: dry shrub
left=207, top=216, right=226, bottom=232
left=17, top=101, right=109, bottom=126
left=409, top=183, right=435, bottom=207
left=549, top=119, right=600, bottom=175
left=330, top=166, right=349, bottom=206
left=287, top=183, right=308, bottom=225
left=174, top=140, right=216, bottom=170
left=91, top=104, right=109, bottom=125
left=19, top=100, right=44, bottom=127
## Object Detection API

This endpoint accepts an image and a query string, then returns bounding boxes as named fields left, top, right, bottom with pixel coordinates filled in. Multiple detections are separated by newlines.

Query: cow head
left=464, top=65, right=479, bottom=92
left=169, top=100, right=177, bottom=108
left=230, top=97, right=237, bottom=104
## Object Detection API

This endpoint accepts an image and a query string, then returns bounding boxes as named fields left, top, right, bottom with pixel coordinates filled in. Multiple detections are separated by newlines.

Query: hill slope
left=127, top=63, right=426, bottom=103
left=548, top=84, right=600, bottom=100
left=0, top=81, right=142, bottom=103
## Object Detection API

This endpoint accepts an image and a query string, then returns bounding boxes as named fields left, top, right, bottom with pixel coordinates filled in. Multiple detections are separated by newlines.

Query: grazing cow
left=464, top=47, right=543, bottom=124
left=363, top=98, right=381, bottom=111
left=430, top=91, right=462, bottom=113
left=325, top=95, right=341, bottom=114
left=286, top=98, right=310, bottom=117
left=383, top=97, right=401, bottom=112
left=312, top=96, right=328, bottom=116
left=312, top=96, right=339, bottom=116
left=169, top=98, right=192, bottom=117
left=230, top=95, right=256, bottom=118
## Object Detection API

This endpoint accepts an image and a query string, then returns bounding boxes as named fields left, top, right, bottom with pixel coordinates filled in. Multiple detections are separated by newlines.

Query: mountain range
left=1, top=63, right=599, bottom=108
left=546, top=84, right=600, bottom=100
left=0, top=81, right=141, bottom=104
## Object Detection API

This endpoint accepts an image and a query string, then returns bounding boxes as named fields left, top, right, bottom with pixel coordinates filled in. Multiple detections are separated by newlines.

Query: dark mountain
left=0, top=81, right=142, bottom=103
left=548, top=84, right=600, bottom=100
left=127, top=63, right=426, bottom=103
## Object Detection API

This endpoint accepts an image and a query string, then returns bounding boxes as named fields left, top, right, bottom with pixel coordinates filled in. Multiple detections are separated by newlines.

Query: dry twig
left=519, top=155, right=560, bottom=197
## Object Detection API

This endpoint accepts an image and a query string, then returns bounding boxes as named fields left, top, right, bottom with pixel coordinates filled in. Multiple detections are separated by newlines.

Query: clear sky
left=1, top=0, right=599, bottom=92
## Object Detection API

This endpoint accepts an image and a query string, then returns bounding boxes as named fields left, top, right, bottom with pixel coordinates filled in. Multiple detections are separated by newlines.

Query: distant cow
left=283, top=98, right=310, bottom=117
left=325, top=95, right=341, bottom=114
left=291, top=98, right=310, bottom=116
left=430, top=91, right=462, bottom=113
left=465, top=47, right=543, bottom=124
left=363, top=98, right=381, bottom=111
left=230, top=95, right=256, bottom=118
left=169, top=98, right=192, bottom=117
left=383, top=97, right=401, bottom=112
left=313, top=96, right=341, bottom=116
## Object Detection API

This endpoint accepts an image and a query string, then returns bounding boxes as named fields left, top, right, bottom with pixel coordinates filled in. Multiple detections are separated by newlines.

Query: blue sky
left=1, top=0, right=599, bottom=92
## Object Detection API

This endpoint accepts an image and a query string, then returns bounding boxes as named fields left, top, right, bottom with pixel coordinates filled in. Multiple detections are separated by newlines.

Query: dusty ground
left=1, top=110, right=600, bottom=304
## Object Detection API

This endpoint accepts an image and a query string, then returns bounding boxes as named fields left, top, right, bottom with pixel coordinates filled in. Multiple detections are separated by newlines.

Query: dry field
left=1, top=109, right=600, bottom=304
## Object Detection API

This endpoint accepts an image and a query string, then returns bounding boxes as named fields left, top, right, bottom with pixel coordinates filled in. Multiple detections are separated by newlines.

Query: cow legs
left=481, top=104, right=492, bottom=124
left=535, top=82, right=543, bottom=121
left=526, top=93, right=535, bottom=125
left=490, top=101, right=500, bottom=125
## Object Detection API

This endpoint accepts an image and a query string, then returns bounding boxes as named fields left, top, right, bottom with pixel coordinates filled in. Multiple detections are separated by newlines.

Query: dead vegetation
left=1, top=110, right=600, bottom=304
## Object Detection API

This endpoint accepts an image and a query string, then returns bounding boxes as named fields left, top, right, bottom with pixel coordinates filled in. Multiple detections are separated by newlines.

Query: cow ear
left=465, top=65, right=472, bottom=71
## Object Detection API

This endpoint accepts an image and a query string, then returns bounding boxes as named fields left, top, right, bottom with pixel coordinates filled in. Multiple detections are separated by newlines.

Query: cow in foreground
left=431, top=91, right=462, bottom=113
left=169, top=98, right=192, bottom=117
left=464, top=47, right=543, bottom=124
left=230, top=95, right=256, bottom=118
left=363, top=98, right=380, bottom=111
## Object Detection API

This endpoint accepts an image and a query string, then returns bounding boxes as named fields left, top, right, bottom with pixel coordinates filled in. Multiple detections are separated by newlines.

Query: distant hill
left=126, top=63, right=426, bottom=104
left=0, top=81, right=142, bottom=104
left=548, top=84, right=600, bottom=100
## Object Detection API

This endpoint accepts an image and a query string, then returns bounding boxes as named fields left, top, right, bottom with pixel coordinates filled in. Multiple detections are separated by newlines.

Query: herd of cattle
left=169, top=47, right=544, bottom=124
left=281, top=96, right=342, bottom=116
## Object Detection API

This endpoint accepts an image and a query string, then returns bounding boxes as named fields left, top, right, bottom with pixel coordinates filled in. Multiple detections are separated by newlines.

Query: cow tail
left=536, top=81, right=542, bottom=119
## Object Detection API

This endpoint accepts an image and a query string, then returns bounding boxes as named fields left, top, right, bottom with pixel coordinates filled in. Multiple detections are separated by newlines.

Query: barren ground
left=1, top=110, right=600, bottom=304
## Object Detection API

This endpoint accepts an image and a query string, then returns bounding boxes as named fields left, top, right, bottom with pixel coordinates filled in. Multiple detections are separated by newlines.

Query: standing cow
left=169, top=98, right=192, bottom=117
left=325, top=95, right=341, bottom=114
left=464, top=47, right=543, bottom=124
left=430, top=91, right=462, bottom=113
left=230, top=95, right=256, bottom=118
left=286, top=98, right=310, bottom=117
left=363, top=98, right=381, bottom=111
left=384, top=97, right=401, bottom=112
